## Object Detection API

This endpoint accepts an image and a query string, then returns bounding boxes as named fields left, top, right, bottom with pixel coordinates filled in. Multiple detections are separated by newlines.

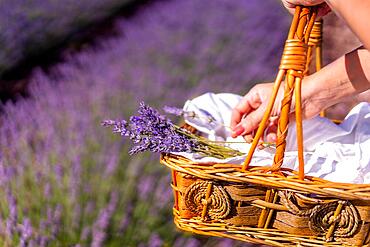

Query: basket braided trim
left=309, top=201, right=360, bottom=238
left=184, top=181, right=231, bottom=220
left=279, top=191, right=360, bottom=239
left=173, top=207, right=349, bottom=247
left=160, top=154, right=370, bottom=201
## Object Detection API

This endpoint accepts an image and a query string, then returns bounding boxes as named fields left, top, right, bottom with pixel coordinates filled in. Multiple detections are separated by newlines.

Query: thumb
left=232, top=107, right=265, bottom=137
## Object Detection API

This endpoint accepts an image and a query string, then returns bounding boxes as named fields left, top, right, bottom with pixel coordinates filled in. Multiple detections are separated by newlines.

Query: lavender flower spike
left=163, top=106, right=184, bottom=116
left=103, top=102, right=243, bottom=158
left=20, top=217, right=33, bottom=247
left=103, top=102, right=198, bottom=155
left=164, top=105, right=215, bottom=123
left=101, top=120, right=129, bottom=136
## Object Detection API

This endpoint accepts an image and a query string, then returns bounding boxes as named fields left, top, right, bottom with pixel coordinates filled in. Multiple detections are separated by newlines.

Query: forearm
left=326, top=0, right=370, bottom=50
left=303, top=47, right=370, bottom=109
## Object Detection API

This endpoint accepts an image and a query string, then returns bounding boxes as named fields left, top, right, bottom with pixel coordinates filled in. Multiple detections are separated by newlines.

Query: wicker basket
left=160, top=6, right=370, bottom=247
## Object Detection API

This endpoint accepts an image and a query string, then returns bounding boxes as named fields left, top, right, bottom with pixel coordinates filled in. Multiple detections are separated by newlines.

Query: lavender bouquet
left=103, top=102, right=243, bottom=159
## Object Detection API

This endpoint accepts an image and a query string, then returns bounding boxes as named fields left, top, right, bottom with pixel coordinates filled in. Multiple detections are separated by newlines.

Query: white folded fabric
left=175, top=92, right=370, bottom=184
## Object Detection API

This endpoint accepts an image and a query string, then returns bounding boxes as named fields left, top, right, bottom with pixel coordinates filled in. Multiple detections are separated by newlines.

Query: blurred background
left=0, top=0, right=361, bottom=246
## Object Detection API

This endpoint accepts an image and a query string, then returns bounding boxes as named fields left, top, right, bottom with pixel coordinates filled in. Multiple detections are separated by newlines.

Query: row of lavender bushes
left=0, top=0, right=289, bottom=246
left=0, top=0, right=136, bottom=76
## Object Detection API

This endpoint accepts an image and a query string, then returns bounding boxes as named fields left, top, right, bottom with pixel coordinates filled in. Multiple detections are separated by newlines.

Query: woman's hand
left=230, top=77, right=330, bottom=142
left=282, top=0, right=331, bottom=16
left=230, top=83, right=283, bottom=143
left=231, top=46, right=370, bottom=141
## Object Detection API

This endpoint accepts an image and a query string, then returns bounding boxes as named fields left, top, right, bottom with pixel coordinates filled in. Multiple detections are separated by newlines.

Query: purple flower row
left=0, top=0, right=135, bottom=75
left=0, top=0, right=289, bottom=245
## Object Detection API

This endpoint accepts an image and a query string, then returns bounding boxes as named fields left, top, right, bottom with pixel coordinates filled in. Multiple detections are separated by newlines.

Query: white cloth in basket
left=175, top=92, right=370, bottom=184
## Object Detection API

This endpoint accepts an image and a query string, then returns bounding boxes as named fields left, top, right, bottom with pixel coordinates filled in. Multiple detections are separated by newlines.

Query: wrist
left=301, top=72, right=353, bottom=117
left=301, top=75, right=328, bottom=114
left=304, top=48, right=370, bottom=106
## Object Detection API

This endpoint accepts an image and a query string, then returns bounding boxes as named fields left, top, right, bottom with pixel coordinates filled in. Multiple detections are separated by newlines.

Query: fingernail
left=244, top=136, right=253, bottom=143
left=232, top=125, right=245, bottom=137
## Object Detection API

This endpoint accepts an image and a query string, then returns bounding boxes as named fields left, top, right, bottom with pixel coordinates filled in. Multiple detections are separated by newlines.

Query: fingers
left=231, top=124, right=245, bottom=138
left=243, top=134, right=253, bottom=143
left=265, top=118, right=278, bottom=143
left=230, top=91, right=260, bottom=129
left=241, top=118, right=277, bottom=149
left=233, top=104, right=303, bottom=145
left=231, top=106, right=264, bottom=138
left=282, top=1, right=330, bottom=17
left=282, top=1, right=296, bottom=15
left=285, top=0, right=325, bottom=6
left=231, top=95, right=252, bottom=129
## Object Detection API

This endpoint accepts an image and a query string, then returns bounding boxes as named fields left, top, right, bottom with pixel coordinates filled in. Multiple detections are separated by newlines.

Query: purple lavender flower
left=174, top=238, right=202, bottom=247
left=103, top=102, right=198, bottom=155
left=118, top=203, right=133, bottom=234
left=38, top=237, right=48, bottom=247
left=104, top=102, right=242, bottom=158
left=163, top=106, right=184, bottom=116
left=91, top=192, right=118, bottom=247
left=152, top=176, right=172, bottom=209
left=164, top=105, right=216, bottom=123
left=54, top=163, right=64, bottom=185
left=148, top=233, right=163, bottom=247
left=137, top=175, right=154, bottom=200
left=6, top=192, right=18, bottom=237
left=80, top=226, right=91, bottom=241
left=20, top=217, right=33, bottom=247
left=102, top=120, right=130, bottom=136
left=50, top=205, right=62, bottom=239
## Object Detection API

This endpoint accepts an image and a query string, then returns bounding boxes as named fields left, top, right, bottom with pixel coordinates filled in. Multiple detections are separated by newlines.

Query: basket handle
left=241, top=6, right=320, bottom=180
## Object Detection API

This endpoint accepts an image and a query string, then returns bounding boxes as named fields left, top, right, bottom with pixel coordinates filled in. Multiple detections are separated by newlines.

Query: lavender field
left=0, top=0, right=135, bottom=77
left=0, top=0, right=289, bottom=246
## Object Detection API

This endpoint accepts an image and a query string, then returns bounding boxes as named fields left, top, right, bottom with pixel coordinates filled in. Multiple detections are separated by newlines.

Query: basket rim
left=160, top=153, right=370, bottom=201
